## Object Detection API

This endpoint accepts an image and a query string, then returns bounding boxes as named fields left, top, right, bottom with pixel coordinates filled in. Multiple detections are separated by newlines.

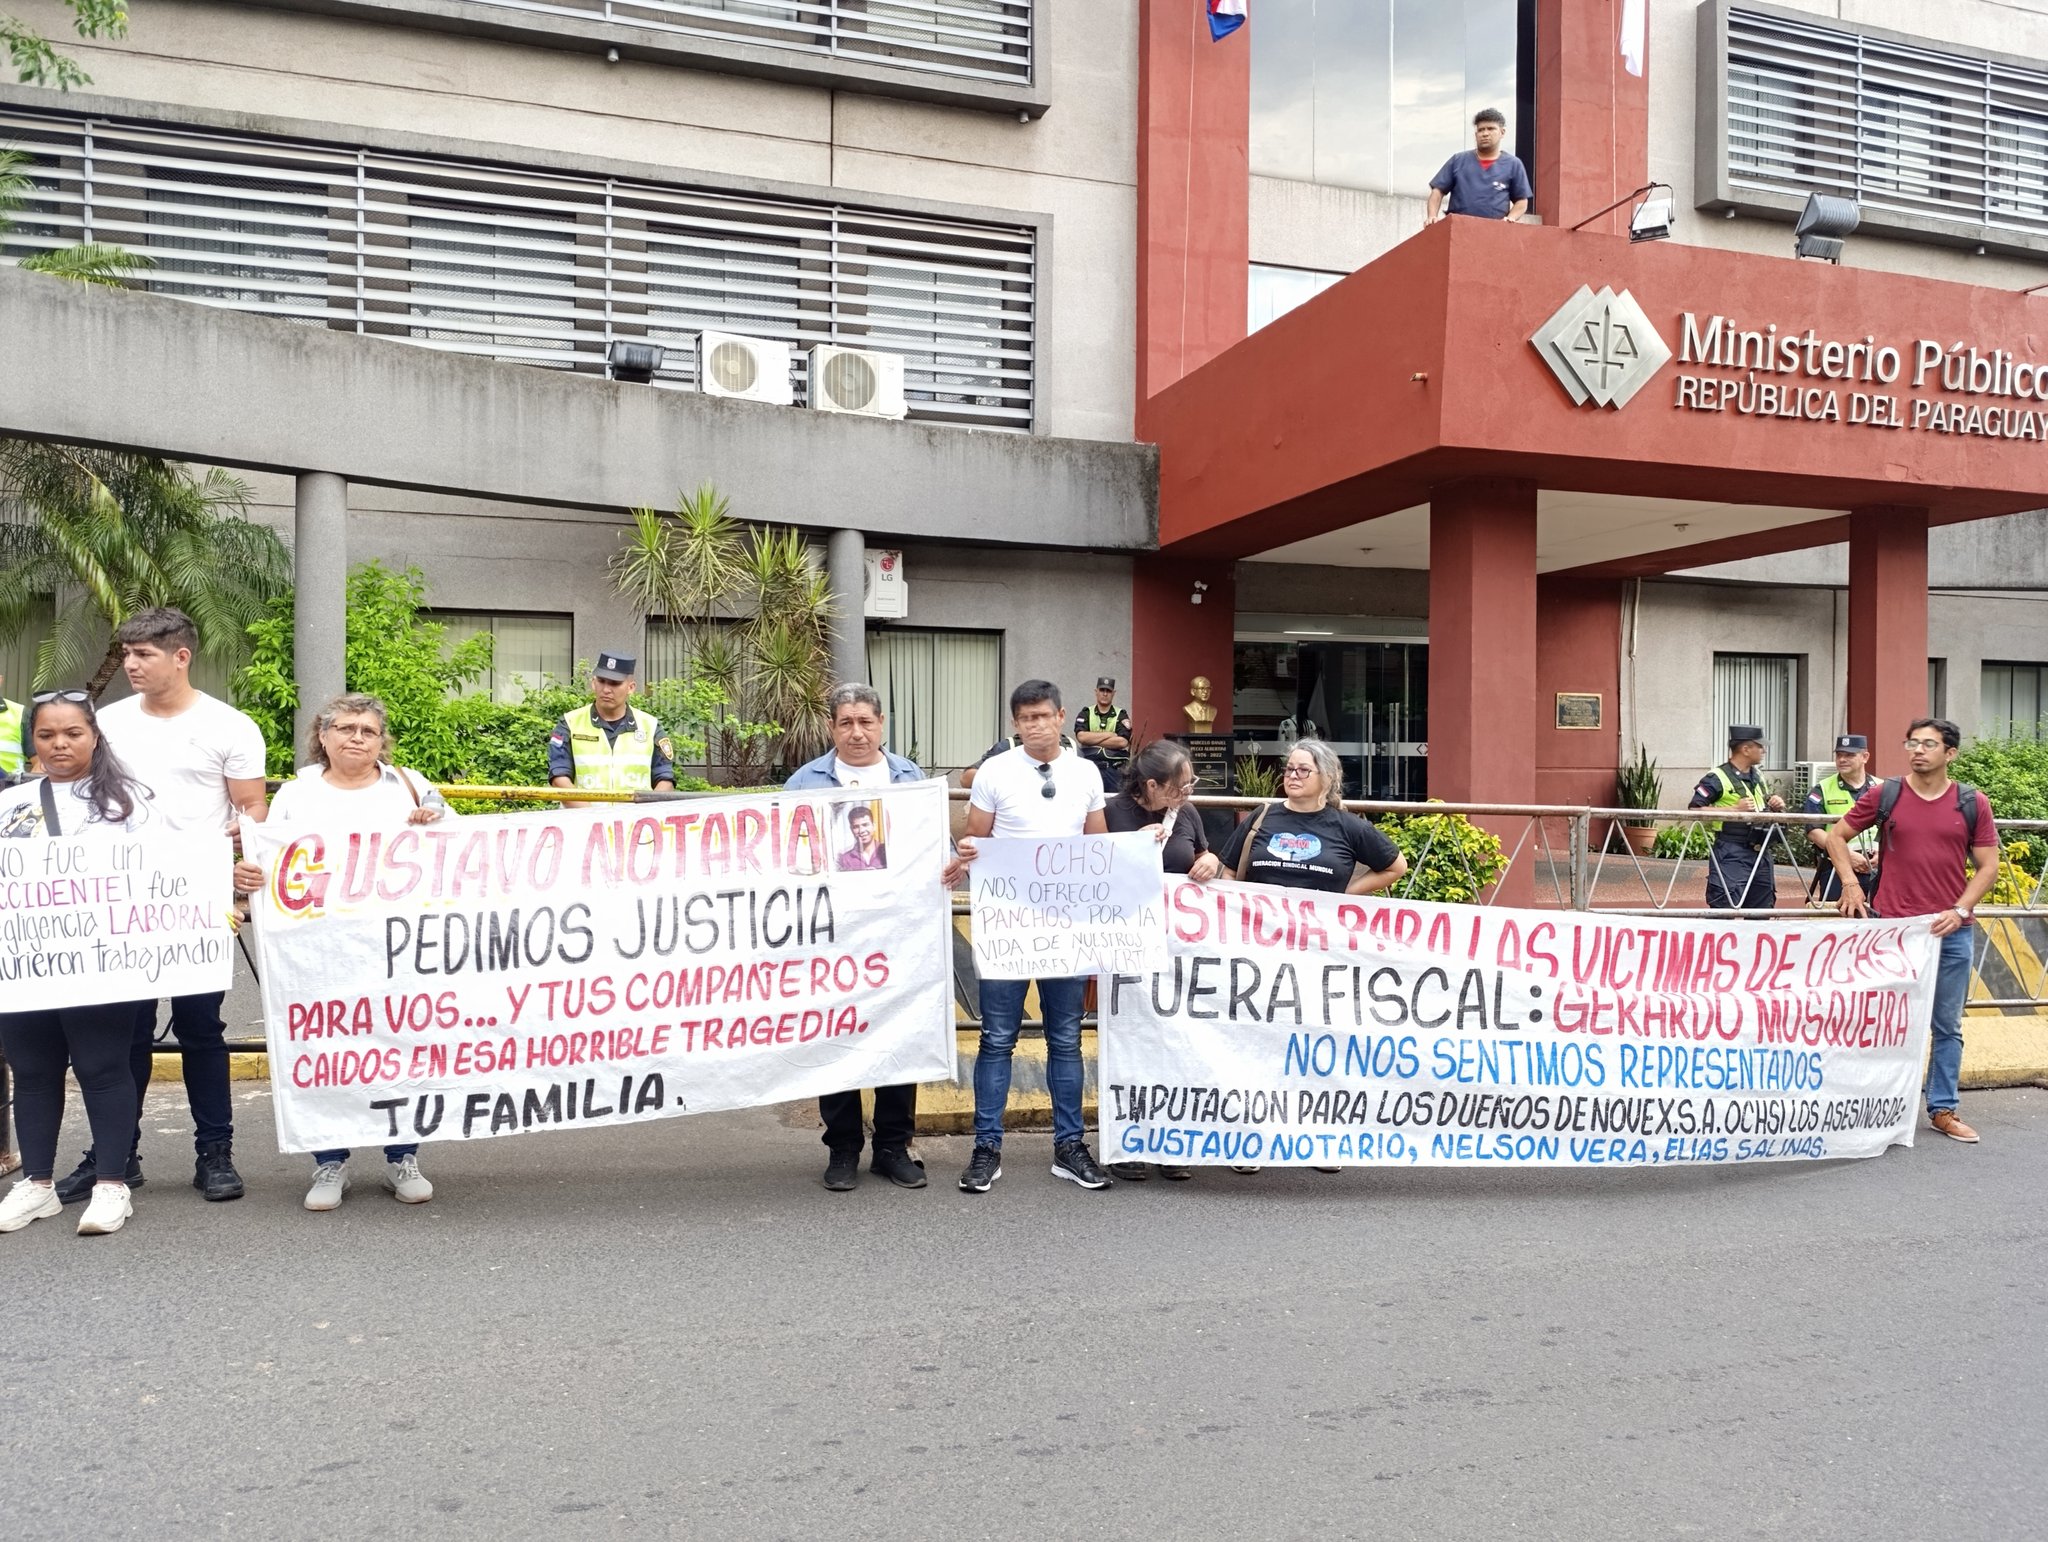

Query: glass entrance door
left=1233, top=639, right=1429, bottom=800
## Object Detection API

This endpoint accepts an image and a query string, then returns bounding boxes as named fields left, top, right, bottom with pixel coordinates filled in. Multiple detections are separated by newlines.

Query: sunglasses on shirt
left=1037, top=762, right=1057, bottom=799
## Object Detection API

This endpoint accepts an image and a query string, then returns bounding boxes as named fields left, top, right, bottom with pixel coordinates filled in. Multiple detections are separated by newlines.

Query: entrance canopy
left=1145, top=218, right=2048, bottom=565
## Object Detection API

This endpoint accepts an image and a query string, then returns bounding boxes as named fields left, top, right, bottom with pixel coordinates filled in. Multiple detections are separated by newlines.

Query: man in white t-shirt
left=957, top=679, right=1110, bottom=1197
left=62, top=607, right=270, bottom=1206
left=785, top=683, right=931, bottom=1193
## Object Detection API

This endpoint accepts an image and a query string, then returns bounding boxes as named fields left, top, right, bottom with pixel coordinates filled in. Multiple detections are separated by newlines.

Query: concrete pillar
left=1429, top=479, right=1539, bottom=903
left=1847, top=505, right=1930, bottom=778
left=292, top=472, right=348, bottom=752
left=1131, top=557, right=1236, bottom=742
left=825, top=528, right=867, bottom=689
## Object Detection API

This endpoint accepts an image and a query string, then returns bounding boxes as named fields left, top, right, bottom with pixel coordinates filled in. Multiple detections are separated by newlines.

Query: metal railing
left=157, top=786, right=2048, bottom=1056
left=0, top=105, right=1039, bottom=431
left=407, top=0, right=1036, bottom=84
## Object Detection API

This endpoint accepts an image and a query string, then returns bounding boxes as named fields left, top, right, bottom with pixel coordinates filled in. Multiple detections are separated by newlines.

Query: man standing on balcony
left=1424, top=108, right=1532, bottom=225
left=1823, top=717, right=1999, bottom=1144
left=547, top=651, right=675, bottom=808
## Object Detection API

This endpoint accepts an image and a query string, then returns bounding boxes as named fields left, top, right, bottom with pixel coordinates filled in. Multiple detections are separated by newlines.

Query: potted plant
left=1614, top=746, right=1662, bottom=856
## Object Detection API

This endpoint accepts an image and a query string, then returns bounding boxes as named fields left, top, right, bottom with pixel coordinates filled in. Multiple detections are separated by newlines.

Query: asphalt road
left=2, top=1082, right=2043, bottom=1542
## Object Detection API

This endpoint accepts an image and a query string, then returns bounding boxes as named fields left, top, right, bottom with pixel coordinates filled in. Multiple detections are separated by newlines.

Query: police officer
left=1803, top=733, right=1882, bottom=904
left=1687, top=725, right=1786, bottom=911
left=547, top=651, right=675, bottom=806
left=0, top=671, right=24, bottom=786
left=1074, top=676, right=1132, bottom=796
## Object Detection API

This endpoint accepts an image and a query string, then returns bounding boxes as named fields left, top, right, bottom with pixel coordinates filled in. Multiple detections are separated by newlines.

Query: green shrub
left=1652, top=822, right=1711, bottom=860
left=1951, top=738, right=2048, bottom=823
left=234, top=562, right=726, bottom=807
left=1379, top=808, right=1508, bottom=905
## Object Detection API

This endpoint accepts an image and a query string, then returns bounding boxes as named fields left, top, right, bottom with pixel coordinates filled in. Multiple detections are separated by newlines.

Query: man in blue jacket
left=785, top=682, right=928, bottom=1192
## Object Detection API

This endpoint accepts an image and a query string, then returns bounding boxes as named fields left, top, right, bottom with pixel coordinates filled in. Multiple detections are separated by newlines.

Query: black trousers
left=0, top=1003, right=139, bottom=1183
left=125, top=993, right=235, bottom=1153
left=1705, top=843, right=1775, bottom=911
left=820, top=1083, right=917, bottom=1157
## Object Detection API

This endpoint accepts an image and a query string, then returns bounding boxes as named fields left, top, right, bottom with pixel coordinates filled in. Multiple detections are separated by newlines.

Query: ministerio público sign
left=1532, top=284, right=2048, bottom=443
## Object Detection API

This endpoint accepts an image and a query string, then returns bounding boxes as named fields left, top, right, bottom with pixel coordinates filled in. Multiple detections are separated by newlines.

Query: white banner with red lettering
left=1101, top=881, right=1939, bottom=1168
left=242, top=782, right=956, bottom=1152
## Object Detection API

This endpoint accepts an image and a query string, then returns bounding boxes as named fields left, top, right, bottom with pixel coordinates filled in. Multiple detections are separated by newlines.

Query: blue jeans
left=975, top=977, right=1086, bottom=1149
left=1926, top=928, right=1973, bottom=1114
left=312, top=1145, right=418, bottom=1166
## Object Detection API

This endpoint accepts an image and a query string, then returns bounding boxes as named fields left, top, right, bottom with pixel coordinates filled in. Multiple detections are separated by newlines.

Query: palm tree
left=0, top=443, right=289, bottom=695
left=608, top=482, right=835, bottom=781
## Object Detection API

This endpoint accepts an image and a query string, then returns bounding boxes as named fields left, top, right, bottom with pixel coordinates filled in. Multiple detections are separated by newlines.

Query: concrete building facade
left=2, top=0, right=2046, bottom=795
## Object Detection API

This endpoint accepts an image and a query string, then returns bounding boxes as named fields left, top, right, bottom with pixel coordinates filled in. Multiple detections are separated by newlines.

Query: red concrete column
left=1535, top=576, right=1623, bottom=807
left=1430, top=480, right=1539, bottom=903
left=1131, top=557, right=1236, bottom=743
left=1846, top=506, right=1929, bottom=778
left=1135, top=0, right=1250, bottom=420
left=1534, top=0, right=1650, bottom=235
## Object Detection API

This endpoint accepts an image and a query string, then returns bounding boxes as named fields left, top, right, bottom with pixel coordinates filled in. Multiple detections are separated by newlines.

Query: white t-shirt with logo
left=968, top=745, right=1105, bottom=838
left=96, top=691, right=269, bottom=834
left=269, top=764, right=445, bottom=827
left=832, top=756, right=891, bottom=790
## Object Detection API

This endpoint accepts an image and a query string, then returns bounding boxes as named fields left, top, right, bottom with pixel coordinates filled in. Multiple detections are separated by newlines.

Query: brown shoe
left=1929, top=1109, right=1980, bottom=1143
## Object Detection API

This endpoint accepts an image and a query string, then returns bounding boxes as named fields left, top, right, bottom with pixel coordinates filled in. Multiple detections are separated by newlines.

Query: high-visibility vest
left=1081, top=704, right=1127, bottom=763
left=566, top=704, right=659, bottom=792
left=1818, top=773, right=1881, bottom=856
left=1704, top=764, right=1767, bottom=841
left=0, top=698, right=23, bottom=779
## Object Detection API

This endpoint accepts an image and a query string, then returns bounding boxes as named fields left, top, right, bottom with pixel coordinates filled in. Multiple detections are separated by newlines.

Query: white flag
left=1620, top=0, right=1647, bottom=77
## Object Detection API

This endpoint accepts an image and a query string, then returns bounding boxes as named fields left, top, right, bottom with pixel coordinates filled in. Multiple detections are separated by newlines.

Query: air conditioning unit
left=1792, top=761, right=1833, bottom=800
left=863, top=549, right=908, bottom=619
left=695, top=331, right=793, bottom=405
left=807, top=345, right=907, bottom=419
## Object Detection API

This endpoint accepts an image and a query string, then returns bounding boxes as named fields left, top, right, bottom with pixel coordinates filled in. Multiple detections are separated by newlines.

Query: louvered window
left=1712, top=5, right=2048, bottom=247
left=0, top=107, right=1037, bottom=431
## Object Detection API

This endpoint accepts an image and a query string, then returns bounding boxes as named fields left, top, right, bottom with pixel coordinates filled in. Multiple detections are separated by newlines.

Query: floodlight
left=1793, top=192, right=1859, bottom=263
left=607, top=339, right=665, bottom=383
left=1628, top=193, right=1674, bottom=242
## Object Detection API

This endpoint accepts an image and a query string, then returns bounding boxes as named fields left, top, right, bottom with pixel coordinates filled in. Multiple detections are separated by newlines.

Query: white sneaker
left=384, top=1155, right=433, bottom=1204
left=77, top=1183, right=132, bottom=1235
left=0, top=1179, right=61, bottom=1232
left=305, top=1160, right=350, bottom=1212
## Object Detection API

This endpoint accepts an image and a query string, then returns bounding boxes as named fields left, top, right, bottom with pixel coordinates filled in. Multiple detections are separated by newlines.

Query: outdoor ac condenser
left=807, top=344, right=908, bottom=419
left=1792, top=761, right=1834, bottom=801
left=696, top=331, right=794, bottom=405
left=863, top=549, right=908, bottom=619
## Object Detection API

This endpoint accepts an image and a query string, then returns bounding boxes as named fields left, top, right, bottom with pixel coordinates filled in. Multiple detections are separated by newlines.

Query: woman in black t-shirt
left=1103, top=741, right=1218, bottom=1181
left=1219, top=739, right=1407, bottom=895
left=1216, top=738, right=1408, bottom=1174
left=1101, top=740, right=1220, bottom=881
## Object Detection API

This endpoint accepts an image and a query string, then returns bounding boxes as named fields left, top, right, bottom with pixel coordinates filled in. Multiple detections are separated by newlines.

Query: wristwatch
left=1953, top=905, right=1974, bottom=923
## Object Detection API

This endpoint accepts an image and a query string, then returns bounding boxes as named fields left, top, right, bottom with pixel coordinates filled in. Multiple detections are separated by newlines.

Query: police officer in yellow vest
left=1802, top=733, right=1882, bottom=904
left=1074, top=676, right=1132, bottom=796
left=0, top=671, right=25, bottom=785
left=1686, top=724, right=1786, bottom=911
left=547, top=651, right=675, bottom=807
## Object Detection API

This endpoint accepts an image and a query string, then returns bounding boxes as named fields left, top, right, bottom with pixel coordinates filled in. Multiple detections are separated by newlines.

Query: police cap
left=1834, top=734, right=1868, bottom=752
left=1726, top=724, right=1765, bottom=746
left=1096, top=676, right=1116, bottom=690
left=593, top=652, right=636, bottom=681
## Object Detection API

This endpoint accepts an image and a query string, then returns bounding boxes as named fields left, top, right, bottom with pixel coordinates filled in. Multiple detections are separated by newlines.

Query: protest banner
left=1102, top=880, right=1938, bottom=1168
left=0, top=830, right=233, bottom=1009
left=969, top=832, right=1167, bottom=979
left=242, top=781, right=956, bottom=1152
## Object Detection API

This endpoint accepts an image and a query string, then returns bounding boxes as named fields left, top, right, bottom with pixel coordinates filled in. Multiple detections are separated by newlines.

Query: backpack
left=1873, top=778, right=1982, bottom=852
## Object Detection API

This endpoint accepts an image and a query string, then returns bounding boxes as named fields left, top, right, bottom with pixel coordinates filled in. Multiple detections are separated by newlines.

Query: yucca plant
left=608, top=482, right=835, bottom=780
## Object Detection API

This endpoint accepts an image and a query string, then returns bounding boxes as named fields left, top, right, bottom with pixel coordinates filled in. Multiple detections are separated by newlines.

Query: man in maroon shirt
left=1823, top=717, right=1999, bottom=1143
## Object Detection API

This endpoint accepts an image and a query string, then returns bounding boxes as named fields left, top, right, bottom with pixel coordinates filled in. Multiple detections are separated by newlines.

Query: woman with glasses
left=0, top=689, right=158, bottom=1236
left=1103, top=740, right=1220, bottom=1182
left=233, top=692, right=448, bottom=1212
left=1215, top=738, right=1408, bottom=1175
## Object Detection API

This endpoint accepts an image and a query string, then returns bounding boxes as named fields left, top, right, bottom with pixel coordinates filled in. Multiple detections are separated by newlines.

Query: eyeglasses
left=1036, top=761, right=1058, bottom=799
left=31, top=689, right=90, bottom=706
left=1282, top=764, right=1316, bottom=779
left=1903, top=738, right=1948, bottom=751
left=326, top=723, right=384, bottom=740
